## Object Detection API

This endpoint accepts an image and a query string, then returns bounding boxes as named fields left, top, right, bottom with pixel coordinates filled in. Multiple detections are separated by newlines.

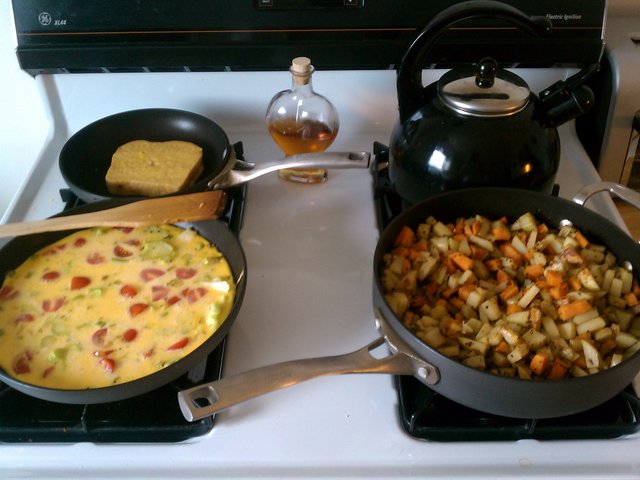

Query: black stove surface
left=0, top=143, right=248, bottom=443
left=372, top=142, right=640, bottom=442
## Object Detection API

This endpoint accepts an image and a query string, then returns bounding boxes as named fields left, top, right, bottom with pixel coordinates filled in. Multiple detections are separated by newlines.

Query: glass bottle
left=265, top=57, right=339, bottom=184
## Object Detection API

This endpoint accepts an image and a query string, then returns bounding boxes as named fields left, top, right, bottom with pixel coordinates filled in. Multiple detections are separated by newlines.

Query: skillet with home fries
left=179, top=185, right=640, bottom=421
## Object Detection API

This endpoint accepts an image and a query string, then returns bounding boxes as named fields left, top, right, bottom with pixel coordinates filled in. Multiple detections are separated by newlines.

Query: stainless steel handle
left=178, top=337, right=414, bottom=421
left=208, top=151, right=371, bottom=190
left=573, top=181, right=640, bottom=210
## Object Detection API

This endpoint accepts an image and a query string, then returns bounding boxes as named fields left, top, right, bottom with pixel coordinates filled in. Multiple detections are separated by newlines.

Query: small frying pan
left=60, top=109, right=231, bottom=203
left=178, top=182, right=640, bottom=420
left=0, top=198, right=247, bottom=404
left=60, top=108, right=370, bottom=203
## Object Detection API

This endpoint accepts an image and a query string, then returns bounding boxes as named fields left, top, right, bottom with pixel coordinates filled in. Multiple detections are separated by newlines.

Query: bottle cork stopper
left=291, top=57, right=313, bottom=85
left=291, top=57, right=312, bottom=75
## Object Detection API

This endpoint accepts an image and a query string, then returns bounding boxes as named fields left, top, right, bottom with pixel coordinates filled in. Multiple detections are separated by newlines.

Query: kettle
left=389, top=0, right=599, bottom=205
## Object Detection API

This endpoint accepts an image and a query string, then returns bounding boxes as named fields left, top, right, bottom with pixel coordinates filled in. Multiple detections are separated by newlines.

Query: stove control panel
left=12, top=0, right=605, bottom=75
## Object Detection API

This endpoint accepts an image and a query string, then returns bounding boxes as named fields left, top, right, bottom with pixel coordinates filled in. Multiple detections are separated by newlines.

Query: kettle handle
left=397, top=0, right=552, bottom=124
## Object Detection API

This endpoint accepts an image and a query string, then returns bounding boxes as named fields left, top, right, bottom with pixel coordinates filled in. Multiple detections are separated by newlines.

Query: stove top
left=0, top=143, right=248, bottom=443
left=371, top=142, right=640, bottom=442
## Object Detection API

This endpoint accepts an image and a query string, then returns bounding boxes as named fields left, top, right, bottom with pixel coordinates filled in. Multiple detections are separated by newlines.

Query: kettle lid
left=438, top=57, right=530, bottom=117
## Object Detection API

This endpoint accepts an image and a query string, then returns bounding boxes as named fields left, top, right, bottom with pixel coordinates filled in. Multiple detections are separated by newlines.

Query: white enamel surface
left=1, top=2, right=639, bottom=479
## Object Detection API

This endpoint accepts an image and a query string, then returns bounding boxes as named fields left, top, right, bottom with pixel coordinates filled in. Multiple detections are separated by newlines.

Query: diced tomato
left=70, top=276, right=91, bottom=290
left=176, top=268, right=197, bottom=279
left=13, top=351, right=32, bottom=375
left=100, top=358, right=116, bottom=373
left=151, top=285, right=169, bottom=301
left=122, top=328, right=138, bottom=342
left=41, top=244, right=67, bottom=256
left=41, top=271, right=61, bottom=282
left=86, top=252, right=106, bottom=264
left=42, top=365, right=55, bottom=378
left=92, top=327, right=108, bottom=346
left=167, top=337, right=189, bottom=350
left=93, top=349, right=114, bottom=358
left=114, top=227, right=134, bottom=233
left=113, top=245, right=133, bottom=257
left=14, top=313, right=34, bottom=324
left=129, top=303, right=149, bottom=317
left=140, top=268, right=166, bottom=282
left=119, top=285, right=138, bottom=298
left=181, top=287, right=207, bottom=304
left=167, top=295, right=181, bottom=306
left=73, top=238, right=87, bottom=247
left=0, top=285, right=19, bottom=300
left=42, top=298, right=64, bottom=312
left=142, top=347, right=155, bottom=359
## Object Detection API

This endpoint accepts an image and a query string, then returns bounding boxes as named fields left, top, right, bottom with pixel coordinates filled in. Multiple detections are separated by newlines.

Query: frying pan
left=0, top=198, right=247, bottom=404
left=178, top=182, right=640, bottom=420
left=60, top=108, right=370, bottom=203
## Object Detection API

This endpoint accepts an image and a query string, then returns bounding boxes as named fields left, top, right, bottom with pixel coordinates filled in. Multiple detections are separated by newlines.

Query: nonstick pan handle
left=178, top=337, right=419, bottom=421
left=208, top=151, right=370, bottom=190
left=573, top=181, right=640, bottom=210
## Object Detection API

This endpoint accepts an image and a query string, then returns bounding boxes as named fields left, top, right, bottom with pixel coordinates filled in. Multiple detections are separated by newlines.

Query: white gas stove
left=2, top=3, right=640, bottom=479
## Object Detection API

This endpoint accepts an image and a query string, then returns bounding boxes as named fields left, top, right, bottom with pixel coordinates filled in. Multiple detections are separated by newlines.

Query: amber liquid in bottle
left=266, top=57, right=339, bottom=184
left=268, top=118, right=338, bottom=182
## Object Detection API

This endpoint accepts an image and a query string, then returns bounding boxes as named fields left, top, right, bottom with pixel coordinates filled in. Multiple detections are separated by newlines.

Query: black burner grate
left=372, top=142, right=640, bottom=442
left=0, top=142, right=248, bottom=443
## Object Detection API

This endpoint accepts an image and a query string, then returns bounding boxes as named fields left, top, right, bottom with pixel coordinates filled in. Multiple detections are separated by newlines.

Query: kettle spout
left=539, top=64, right=599, bottom=127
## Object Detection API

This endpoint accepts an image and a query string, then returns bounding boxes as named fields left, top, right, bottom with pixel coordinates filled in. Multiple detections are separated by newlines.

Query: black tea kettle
left=389, top=0, right=599, bottom=205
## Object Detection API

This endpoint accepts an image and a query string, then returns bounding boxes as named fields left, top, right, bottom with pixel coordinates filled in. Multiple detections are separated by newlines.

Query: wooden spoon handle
left=0, top=191, right=226, bottom=238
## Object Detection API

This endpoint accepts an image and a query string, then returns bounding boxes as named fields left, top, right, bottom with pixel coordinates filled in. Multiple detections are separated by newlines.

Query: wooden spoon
left=0, top=191, right=226, bottom=238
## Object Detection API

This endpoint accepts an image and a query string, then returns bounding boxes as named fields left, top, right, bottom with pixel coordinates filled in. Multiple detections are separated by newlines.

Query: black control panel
left=11, top=0, right=606, bottom=75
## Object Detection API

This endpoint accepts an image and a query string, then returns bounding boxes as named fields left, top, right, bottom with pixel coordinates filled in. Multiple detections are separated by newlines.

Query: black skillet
left=0, top=199, right=247, bottom=404
left=60, top=109, right=232, bottom=203
left=178, top=184, right=640, bottom=420
left=60, top=108, right=370, bottom=203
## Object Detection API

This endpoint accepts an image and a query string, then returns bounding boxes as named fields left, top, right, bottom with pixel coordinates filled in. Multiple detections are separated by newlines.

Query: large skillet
left=179, top=182, right=640, bottom=420
left=60, top=108, right=370, bottom=203
left=0, top=199, right=247, bottom=404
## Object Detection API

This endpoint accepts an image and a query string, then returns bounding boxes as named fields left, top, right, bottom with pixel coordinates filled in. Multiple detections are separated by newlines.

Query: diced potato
left=506, top=310, right=530, bottom=327
left=466, top=288, right=487, bottom=309
left=518, top=285, right=540, bottom=309
left=480, top=297, right=501, bottom=321
left=500, top=325, right=520, bottom=346
left=463, top=355, right=486, bottom=370
left=433, top=221, right=453, bottom=237
left=593, top=326, right=613, bottom=342
left=475, top=321, right=492, bottom=340
left=581, top=340, right=602, bottom=369
left=624, top=340, right=640, bottom=359
left=511, top=235, right=528, bottom=255
left=542, top=315, right=561, bottom=338
left=513, top=212, right=537, bottom=232
left=458, top=337, right=489, bottom=355
left=557, top=321, right=577, bottom=340
left=469, top=234, right=494, bottom=252
left=572, top=308, right=600, bottom=325
left=576, top=316, right=607, bottom=336
left=522, top=328, right=548, bottom=350
left=611, top=352, right=624, bottom=367
left=577, top=268, right=600, bottom=291
left=616, top=332, right=639, bottom=349
left=621, top=269, right=633, bottom=295
left=507, top=343, right=529, bottom=364
left=610, top=278, right=623, bottom=298
left=418, top=327, right=447, bottom=349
